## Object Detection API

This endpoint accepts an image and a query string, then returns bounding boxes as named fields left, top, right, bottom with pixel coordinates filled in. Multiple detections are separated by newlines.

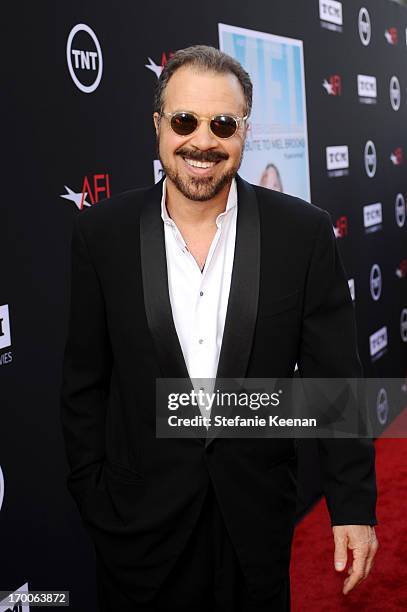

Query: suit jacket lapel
left=139, top=178, right=189, bottom=379
left=139, top=179, right=206, bottom=443
left=205, top=175, right=261, bottom=447
left=139, top=175, right=260, bottom=447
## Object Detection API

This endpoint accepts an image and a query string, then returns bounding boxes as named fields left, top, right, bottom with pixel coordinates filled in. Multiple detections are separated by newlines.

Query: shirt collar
left=161, top=177, right=238, bottom=227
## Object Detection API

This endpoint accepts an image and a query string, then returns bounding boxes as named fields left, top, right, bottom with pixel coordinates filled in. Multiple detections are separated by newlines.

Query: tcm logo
left=334, top=215, right=348, bottom=238
left=369, top=326, right=388, bottom=360
left=319, top=0, right=343, bottom=31
left=357, top=74, right=377, bottom=104
left=145, top=51, right=175, bottom=78
left=66, top=24, right=103, bottom=93
left=326, top=145, right=349, bottom=177
left=0, top=582, right=30, bottom=612
left=370, top=264, right=382, bottom=302
left=390, top=147, right=403, bottom=166
left=60, top=173, right=111, bottom=210
left=358, top=7, right=371, bottom=46
left=348, top=278, right=355, bottom=301
left=363, top=203, right=382, bottom=233
left=385, top=27, right=398, bottom=45
left=396, top=259, right=407, bottom=279
left=364, top=140, right=377, bottom=178
left=376, top=388, right=389, bottom=426
left=0, top=304, right=11, bottom=351
left=390, top=76, right=401, bottom=111
left=395, top=193, right=406, bottom=228
left=322, top=74, right=342, bottom=95
left=401, top=309, right=407, bottom=343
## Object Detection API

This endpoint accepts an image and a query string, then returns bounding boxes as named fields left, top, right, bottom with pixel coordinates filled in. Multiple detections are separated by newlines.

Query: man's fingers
left=334, top=535, right=348, bottom=571
left=343, top=545, right=369, bottom=594
left=332, top=526, right=379, bottom=595
left=361, top=538, right=379, bottom=580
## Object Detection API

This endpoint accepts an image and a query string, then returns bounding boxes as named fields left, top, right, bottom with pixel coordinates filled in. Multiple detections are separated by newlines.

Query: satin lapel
left=139, top=179, right=206, bottom=444
left=205, top=175, right=261, bottom=447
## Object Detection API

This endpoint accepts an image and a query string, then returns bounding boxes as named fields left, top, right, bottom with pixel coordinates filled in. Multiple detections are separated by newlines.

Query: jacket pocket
left=266, top=290, right=300, bottom=316
left=105, top=460, right=144, bottom=484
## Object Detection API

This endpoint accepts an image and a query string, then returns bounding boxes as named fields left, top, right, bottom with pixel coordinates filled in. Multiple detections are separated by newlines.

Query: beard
left=157, top=142, right=244, bottom=202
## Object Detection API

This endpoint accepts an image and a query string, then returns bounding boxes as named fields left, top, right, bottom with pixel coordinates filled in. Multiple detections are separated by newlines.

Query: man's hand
left=332, top=525, right=378, bottom=594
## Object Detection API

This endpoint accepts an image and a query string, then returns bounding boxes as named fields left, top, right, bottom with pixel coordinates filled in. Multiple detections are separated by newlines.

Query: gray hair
left=153, top=45, right=253, bottom=117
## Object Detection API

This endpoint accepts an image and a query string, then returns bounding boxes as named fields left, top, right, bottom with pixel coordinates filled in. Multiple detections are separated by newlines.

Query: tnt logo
left=358, top=7, right=372, bottom=46
left=0, top=583, right=30, bottom=611
left=385, top=27, right=398, bottom=45
left=145, top=51, right=175, bottom=78
left=153, top=160, right=164, bottom=183
left=391, top=147, right=403, bottom=166
left=395, top=193, right=406, bottom=228
left=334, top=216, right=348, bottom=238
left=60, top=173, right=111, bottom=210
left=364, top=140, right=377, bottom=178
left=322, top=75, right=342, bottom=95
left=66, top=24, right=103, bottom=93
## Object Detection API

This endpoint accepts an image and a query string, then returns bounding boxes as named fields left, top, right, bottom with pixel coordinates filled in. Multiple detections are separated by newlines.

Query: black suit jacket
left=60, top=174, right=377, bottom=602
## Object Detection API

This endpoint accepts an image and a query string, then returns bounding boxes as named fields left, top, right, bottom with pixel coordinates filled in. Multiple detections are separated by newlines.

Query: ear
left=153, top=112, right=160, bottom=136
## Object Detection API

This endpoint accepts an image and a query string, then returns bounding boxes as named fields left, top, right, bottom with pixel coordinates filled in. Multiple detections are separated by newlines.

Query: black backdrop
left=2, top=1, right=407, bottom=609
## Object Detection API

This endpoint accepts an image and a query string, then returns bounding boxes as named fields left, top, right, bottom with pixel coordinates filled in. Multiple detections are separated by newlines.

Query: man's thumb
left=334, top=540, right=348, bottom=571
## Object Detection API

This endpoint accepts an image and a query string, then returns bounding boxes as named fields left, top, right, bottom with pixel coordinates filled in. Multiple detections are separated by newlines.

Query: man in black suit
left=60, top=45, right=378, bottom=611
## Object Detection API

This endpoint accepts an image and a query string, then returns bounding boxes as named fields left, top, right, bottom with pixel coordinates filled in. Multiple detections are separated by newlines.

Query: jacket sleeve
left=60, top=213, right=112, bottom=512
left=297, top=209, right=378, bottom=527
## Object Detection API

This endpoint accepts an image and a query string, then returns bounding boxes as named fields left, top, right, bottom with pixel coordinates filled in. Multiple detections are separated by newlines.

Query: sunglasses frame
left=159, top=110, right=248, bottom=139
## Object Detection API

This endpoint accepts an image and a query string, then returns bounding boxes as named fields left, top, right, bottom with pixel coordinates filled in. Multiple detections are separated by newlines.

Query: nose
left=188, top=118, right=218, bottom=150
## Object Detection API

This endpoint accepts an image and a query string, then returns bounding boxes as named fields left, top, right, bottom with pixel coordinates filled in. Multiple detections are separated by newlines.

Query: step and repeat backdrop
left=2, top=0, right=407, bottom=609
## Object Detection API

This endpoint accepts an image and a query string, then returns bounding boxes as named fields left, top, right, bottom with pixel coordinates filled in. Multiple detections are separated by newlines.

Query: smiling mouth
left=183, top=157, right=219, bottom=170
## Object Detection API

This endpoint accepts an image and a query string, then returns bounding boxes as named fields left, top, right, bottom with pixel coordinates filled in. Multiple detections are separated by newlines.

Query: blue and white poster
left=219, top=23, right=311, bottom=202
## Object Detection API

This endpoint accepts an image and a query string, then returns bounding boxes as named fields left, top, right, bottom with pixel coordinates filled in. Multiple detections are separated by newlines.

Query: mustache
left=175, top=148, right=229, bottom=162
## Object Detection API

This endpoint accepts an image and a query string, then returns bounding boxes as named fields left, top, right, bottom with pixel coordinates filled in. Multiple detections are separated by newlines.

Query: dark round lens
left=170, top=112, right=198, bottom=136
left=210, top=115, right=238, bottom=138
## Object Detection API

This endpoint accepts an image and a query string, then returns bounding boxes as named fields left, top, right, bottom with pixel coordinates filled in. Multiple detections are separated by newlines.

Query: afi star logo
left=61, top=173, right=111, bottom=210
left=322, top=75, right=342, bottom=95
left=145, top=52, right=174, bottom=78
left=390, top=148, right=403, bottom=166
left=396, top=259, right=407, bottom=279
left=385, top=28, right=398, bottom=45
left=334, top=216, right=348, bottom=238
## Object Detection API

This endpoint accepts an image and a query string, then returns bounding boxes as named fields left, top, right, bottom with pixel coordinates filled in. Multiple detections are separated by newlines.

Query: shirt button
left=200, top=291, right=204, bottom=296
left=198, top=339, right=204, bottom=344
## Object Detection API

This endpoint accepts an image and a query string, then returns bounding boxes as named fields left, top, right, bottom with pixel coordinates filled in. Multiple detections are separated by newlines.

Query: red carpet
left=291, top=412, right=407, bottom=611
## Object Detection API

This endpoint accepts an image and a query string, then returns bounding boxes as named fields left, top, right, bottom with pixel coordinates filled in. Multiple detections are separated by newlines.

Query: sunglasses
left=160, top=110, right=248, bottom=139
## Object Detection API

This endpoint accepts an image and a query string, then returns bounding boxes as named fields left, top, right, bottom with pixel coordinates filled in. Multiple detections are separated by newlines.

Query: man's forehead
left=164, top=67, right=246, bottom=113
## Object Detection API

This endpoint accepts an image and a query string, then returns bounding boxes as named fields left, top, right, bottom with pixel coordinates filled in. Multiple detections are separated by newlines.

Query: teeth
left=184, top=158, right=216, bottom=169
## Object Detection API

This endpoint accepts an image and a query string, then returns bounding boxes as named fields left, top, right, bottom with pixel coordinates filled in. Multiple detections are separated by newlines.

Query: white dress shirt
left=161, top=177, right=238, bottom=418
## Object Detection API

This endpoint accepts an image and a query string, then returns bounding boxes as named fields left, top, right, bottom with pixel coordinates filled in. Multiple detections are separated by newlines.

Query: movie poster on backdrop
left=219, top=24, right=311, bottom=202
